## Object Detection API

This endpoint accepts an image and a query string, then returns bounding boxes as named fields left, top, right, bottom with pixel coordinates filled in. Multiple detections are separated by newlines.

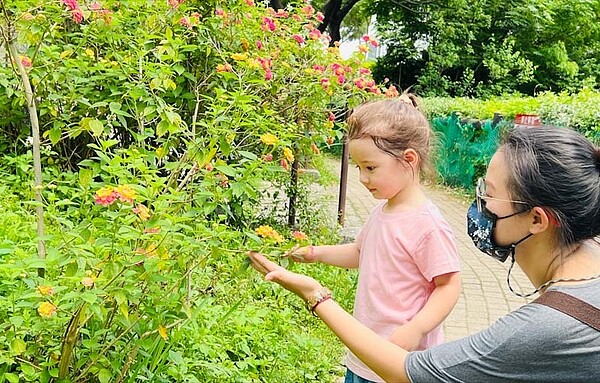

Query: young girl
left=291, top=95, right=461, bottom=383
left=250, top=125, right=600, bottom=382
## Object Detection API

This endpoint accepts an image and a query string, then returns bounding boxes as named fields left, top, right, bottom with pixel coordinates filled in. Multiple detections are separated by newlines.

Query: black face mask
left=467, top=201, right=532, bottom=262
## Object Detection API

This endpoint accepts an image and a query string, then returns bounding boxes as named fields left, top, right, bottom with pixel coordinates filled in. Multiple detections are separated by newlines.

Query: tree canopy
left=368, top=0, right=600, bottom=97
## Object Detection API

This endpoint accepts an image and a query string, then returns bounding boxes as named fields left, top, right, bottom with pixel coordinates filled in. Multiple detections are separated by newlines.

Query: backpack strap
left=533, top=290, right=600, bottom=331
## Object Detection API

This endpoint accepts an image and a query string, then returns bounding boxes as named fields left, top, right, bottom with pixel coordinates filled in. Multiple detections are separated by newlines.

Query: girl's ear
left=403, top=148, right=419, bottom=166
left=529, top=206, right=552, bottom=234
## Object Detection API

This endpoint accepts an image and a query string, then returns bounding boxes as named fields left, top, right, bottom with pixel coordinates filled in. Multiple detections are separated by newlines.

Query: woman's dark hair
left=501, top=125, right=600, bottom=248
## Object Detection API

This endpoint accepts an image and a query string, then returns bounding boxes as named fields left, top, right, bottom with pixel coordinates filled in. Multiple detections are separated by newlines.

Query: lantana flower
left=283, top=147, right=294, bottom=162
left=133, top=204, right=150, bottom=221
left=37, top=285, right=54, bottom=296
left=95, top=186, right=118, bottom=206
left=38, top=302, right=57, bottom=318
left=292, top=231, right=308, bottom=241
left=115, top=185, right=136, bottom=203
left=255, top=225, right=284, bottom=242
left=260, top=133, right=279, bottom=145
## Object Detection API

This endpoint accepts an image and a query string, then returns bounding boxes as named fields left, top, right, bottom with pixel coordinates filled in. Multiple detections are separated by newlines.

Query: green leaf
left=89, top=119, right=104, bottom=137
left=5, top=373, right=19, bottom=383
left=11, top=339, right=26, bottom=354
left=98, top=369, right=112, bottom=383
left=48, top=127, right=62, bottom=144
left=79, top=168, right=93, bottom=187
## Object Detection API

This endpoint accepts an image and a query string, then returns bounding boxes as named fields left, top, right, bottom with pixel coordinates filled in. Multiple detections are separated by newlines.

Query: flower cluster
left=94, top=185, right=137, bottom=206
left=255, top=225, right=284, bottom=242
left=291, top=230, right=308, bottom=241
left=38, top=302, right=57, bottom=318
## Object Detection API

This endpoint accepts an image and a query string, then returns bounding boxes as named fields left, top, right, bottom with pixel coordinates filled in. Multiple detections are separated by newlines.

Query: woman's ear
left=403, top=148, right=419, bottom=166
left=529, top=206, right=552, bottom=234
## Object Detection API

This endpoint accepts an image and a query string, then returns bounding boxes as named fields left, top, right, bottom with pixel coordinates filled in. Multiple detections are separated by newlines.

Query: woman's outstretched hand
left=247, top=251, right=322, bottom=302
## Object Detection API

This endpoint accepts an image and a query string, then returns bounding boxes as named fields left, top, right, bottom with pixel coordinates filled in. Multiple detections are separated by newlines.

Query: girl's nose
left=359, top=171, right=368, bottom=185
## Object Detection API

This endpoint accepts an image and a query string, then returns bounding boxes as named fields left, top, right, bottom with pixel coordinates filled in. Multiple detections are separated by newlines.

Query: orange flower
left=81, top=277, right=95, bottom=287
left=291, top=231, right=308, bottom=241
left=37, top=285, right=54, bottom=296
left=38, top=302, right=57, bottom=318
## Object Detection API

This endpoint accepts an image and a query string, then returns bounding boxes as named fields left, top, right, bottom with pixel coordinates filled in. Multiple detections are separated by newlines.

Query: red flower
left=292, top=34, right=305, bottom=45
left=280, top=159, right=289, bottom=171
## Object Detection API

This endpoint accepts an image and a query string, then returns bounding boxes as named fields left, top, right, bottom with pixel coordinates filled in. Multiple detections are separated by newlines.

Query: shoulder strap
left=533, top=290, right=600, bottom=331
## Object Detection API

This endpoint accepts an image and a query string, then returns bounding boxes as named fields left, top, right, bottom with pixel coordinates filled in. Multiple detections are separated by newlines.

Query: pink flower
left=292, top=34, right=305, bottom=45
left=81, top=277, right=95, bottom=287
left=328, top=112, right=335, bottom=121
left=331, top=63, right=344, bottom=76
left=179, top=16, right=191, bottom=28
left=308, top=29, right=321, bottom=40
left=302, top=5, right=315, bottom=15
left=293, top=14, right=302, bottom=22
left=95, top=187, right=118, bottom=206
left=72, top=8, right=84, bottom=23
left=89, top=1, right=102, bottom=10
left=244, top=0, right=255, bottom=6
left=215, top=9, right=225, bottom=17
left=312, top=64, right=325, bottom=72
left=261, top=17, right=276, bottom=32
left=315, top=12, right=324, bottom=22
left=256, top=40, right=264, bottom=50
left=265, top=70, right=273, bottom=80
left=168, top=0, right=184, bottom=7
left=359, top=68, right=371, bottom=75
left=274, top=10, right=289, bottom=18
left=320, top=78, right=330, bottom=89
left=336, top=75, right=346, bottom=84
left=354, top=78, right=366, bottom=89
left=264, top=153, right=273, bottom=162
left=20, top=56, right=32, bottom=68
left=257, top=57, right=271, bottom=70
left=62, top=0, right=79, bottom=11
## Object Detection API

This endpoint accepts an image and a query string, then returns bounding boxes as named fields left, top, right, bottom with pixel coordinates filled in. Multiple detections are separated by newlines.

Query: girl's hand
left=289, top=245, right=318, bottom=263
left=248, top=251, right=322, bottom=301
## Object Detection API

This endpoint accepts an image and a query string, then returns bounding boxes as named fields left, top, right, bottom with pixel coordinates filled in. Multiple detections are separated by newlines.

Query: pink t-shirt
left=344, top=201, right=461, bottom=382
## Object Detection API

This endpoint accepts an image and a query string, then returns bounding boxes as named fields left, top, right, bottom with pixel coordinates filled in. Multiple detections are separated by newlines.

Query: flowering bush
left=0, top=0, right=397, bottom=381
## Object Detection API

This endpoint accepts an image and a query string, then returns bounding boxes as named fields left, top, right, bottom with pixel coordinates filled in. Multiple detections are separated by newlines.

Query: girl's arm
left=291, top=243, right=360, bottom=269
left=248, top=251, right=410, bottom=383
left=390, top=272, right=461, bottom=350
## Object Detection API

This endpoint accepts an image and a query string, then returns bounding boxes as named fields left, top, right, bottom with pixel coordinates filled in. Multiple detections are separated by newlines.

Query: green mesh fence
left=432, top=113, right=508, bottom=190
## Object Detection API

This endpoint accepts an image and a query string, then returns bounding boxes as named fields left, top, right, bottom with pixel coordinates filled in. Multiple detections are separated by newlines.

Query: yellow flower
left=283, top=147, right=294, bottom=162
left=85, top=49, right=95, bottom=58
left=115, top=185, right=136, bottom=204
left=260, top=133, right=279, bottom=146
left=255, top=225, right=274, bottom=237
left=231, top=53, right=248, bottom=61
left=38, top=302, right=57, bottom=318
left=255, top=225, right=284, bottom=242
left=60, top=50, right=73, bottom=59
left=158, top=325, right=168, bottom=340
left=37, top=285, right=54, bottom=296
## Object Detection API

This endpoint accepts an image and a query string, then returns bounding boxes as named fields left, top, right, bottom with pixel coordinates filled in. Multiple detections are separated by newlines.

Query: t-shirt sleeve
left=412, top=226, right=460, bottom=282
left=405, top=303, right=600, bottom=382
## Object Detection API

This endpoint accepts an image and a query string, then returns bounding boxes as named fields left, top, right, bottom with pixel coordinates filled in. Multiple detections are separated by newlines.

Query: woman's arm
left=248, top=251, right=411, bottom=383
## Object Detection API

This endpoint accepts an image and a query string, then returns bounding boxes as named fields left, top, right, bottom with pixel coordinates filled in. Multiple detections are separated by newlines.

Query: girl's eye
left=366, top=166, right=375, bottom=171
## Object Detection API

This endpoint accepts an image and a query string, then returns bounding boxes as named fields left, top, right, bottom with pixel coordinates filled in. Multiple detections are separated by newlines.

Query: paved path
left=323, top=159, right=532, bottom=341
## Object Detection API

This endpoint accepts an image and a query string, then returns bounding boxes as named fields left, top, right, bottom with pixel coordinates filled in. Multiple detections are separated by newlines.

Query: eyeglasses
left=476, top=178, right=530, bottom=218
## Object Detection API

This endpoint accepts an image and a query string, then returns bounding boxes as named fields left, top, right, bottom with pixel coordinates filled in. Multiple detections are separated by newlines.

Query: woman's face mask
left=466, top=178, right=532, bottom=262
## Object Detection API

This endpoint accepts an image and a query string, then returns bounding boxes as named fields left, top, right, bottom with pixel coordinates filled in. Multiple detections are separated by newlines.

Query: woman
left=249, top=125, right=600, bottom=382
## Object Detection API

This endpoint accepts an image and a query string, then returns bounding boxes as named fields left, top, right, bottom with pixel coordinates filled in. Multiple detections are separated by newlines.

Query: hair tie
left=397, top=93, right=419, bottom=109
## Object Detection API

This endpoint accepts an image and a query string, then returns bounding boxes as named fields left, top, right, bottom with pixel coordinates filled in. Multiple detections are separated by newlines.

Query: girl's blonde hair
left=346, top=93, right=435, bottom=180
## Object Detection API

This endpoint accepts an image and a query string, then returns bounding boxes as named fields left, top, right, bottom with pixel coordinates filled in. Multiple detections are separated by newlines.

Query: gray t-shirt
left=405, top=280, right=600, bottom=382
